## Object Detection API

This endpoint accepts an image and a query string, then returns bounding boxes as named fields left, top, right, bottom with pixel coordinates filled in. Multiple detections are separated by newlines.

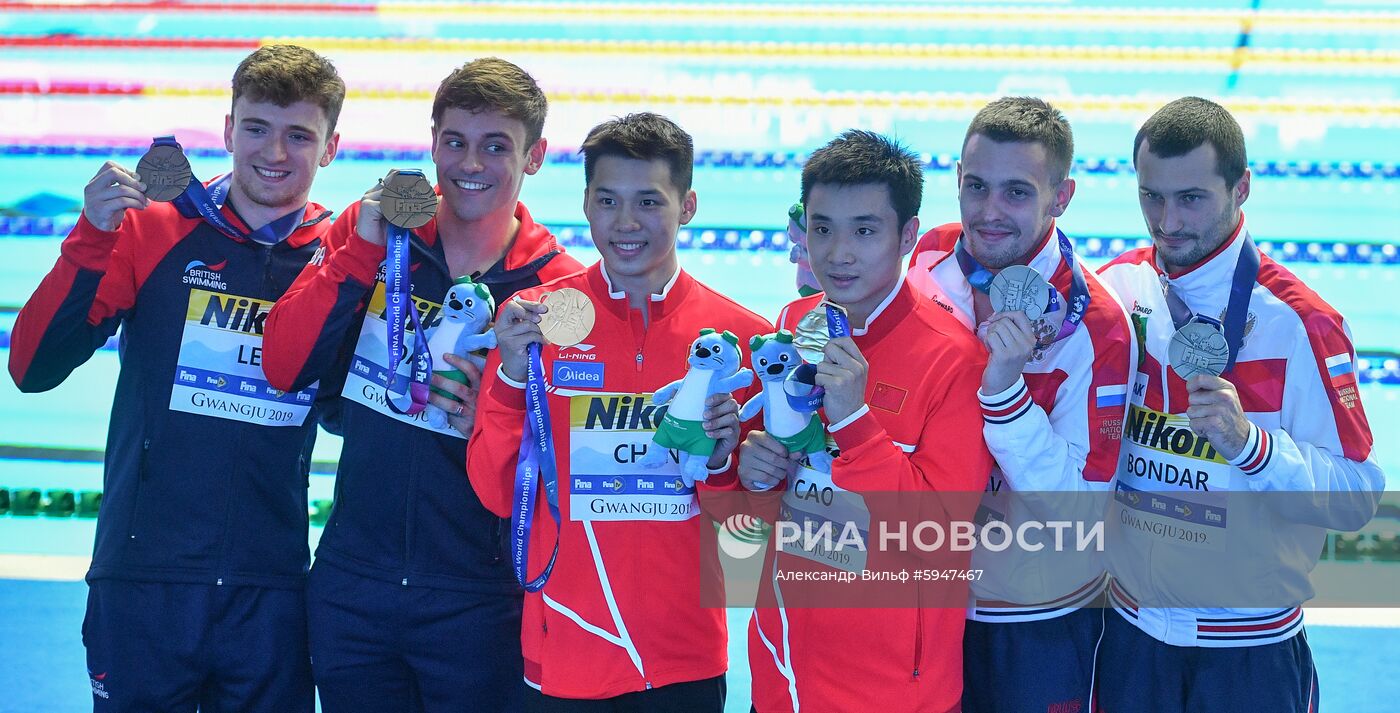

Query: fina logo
left=552, top=361, right=604, bottom=389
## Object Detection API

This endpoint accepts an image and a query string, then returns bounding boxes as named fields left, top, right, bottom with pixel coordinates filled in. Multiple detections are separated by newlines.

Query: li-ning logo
left=717, top=514, right=770, bottom=560
left=183, top=259, right=229, bottom=290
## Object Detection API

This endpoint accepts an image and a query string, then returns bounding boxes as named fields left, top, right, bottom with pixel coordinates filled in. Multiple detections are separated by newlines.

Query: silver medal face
left=1169, top=321, right=1230, bottom=379
left=989, top=265, right=1051, bottom=321
left=792, top=307, right=831, bottom=364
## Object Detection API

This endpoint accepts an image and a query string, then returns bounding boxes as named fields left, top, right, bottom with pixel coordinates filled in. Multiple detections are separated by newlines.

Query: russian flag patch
left=1096, top=384, right=1128, bottom=409
left=1325, top=353, right=1354, bottom=381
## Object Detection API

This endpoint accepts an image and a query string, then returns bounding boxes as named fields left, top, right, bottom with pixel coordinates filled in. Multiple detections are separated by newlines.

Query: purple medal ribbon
left=511, top=342, right=561, bottom=591
left=382, top=193, right=433, bottom=415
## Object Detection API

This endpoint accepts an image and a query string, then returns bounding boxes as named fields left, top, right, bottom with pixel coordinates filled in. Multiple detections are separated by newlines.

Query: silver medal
left=1169, top=321, right=1230, bottom=379
left=989, top=265, right=1051, bottom=321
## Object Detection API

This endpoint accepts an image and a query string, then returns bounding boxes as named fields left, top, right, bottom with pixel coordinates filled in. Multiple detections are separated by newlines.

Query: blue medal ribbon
left=382, top=194, right=434, bottom=415
left=785, top=303, right=851, bottom=411
left=1162, top=234, right=1260, bottom=373
left=512, top=342, right=561, bottom=591
left=153, top=136, right=305, bottom=244
left=956, top=227, right=1091, bottom=347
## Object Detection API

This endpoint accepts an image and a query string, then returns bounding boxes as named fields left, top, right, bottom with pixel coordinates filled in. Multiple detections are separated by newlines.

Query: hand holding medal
left=507, top=287, right=596, bottom=594
left=785, top=301, right=851, bottom=412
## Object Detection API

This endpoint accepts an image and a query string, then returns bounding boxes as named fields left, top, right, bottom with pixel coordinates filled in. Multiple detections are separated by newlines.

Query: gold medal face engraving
left=538, top=288, right=597, bottom=347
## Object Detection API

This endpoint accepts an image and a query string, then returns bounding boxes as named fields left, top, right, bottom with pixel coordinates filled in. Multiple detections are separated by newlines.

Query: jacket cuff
left=1227, top=423, right=1273, bottom=477
left=62, top=213, right=121, bottom=271
left=830, top=406, right=882, bottom=452
left=486, top=365, right=528, bottom=411
left=330, top=231, right=386, bottom=286
left=979, top=376, right=1033, bottom=425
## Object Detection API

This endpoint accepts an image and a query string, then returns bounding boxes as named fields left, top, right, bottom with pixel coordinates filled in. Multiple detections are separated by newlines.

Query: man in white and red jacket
left=906, top=97, right=1134, bottom=713
left=738, top=130, right=994, bottom=713
left=1096, top=96, right=1384, bottom=713
left=469, top=113, right=770, bottom=711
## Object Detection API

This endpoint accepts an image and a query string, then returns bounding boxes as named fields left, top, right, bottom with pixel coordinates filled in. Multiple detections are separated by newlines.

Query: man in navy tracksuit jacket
left=262, top=58, right=583, bottom=712
left=7, top=45, right=345, bottom=712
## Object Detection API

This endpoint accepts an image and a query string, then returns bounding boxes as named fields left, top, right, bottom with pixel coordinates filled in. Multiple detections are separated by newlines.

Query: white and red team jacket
left=748, top=282, right=994, bottom=713
left=906, top=222, right=1135, bottom=622
left=1096, top=216, right=1384, bottom=647
left=467, top=262, right=772, bottom=698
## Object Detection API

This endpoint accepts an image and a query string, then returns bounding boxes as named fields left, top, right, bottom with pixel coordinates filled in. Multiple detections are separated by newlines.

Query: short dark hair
left=800, top=130, right=924, bottom=227
left=433, top=57, right=548, bottom=147
left=232, top=44, right=346, bottom=133
left=963, top=96, right=1074, bottom=184
left=1133, top=96, right=1248, bottom=188
left=581, top=112, right=694, bottom=194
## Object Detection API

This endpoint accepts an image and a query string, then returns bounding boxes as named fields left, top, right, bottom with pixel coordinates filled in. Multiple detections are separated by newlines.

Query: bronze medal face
left=989, top=265, right=1052, bottom=321
left=1169, top=321, right=1230, bottom=379
left=539, top=288, right=597, bottom=347
left=380, top=170, right=439, bottom=230
left=793, top=303, right=843, bottom=364
left=136, top=144, right=193, bottom=202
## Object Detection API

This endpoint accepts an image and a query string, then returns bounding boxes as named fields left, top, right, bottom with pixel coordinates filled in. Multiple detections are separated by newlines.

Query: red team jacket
left=467, top=262, right=772, bottom=698
left=748, top=282, right=994, bottom=713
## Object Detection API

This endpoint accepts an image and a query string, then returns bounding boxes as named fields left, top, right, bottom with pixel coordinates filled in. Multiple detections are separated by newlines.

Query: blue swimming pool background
left=1, top=0, right=1399, bottom=710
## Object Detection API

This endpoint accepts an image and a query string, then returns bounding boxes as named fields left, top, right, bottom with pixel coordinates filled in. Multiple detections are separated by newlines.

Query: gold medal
left=538, top=288, right=596, bottom=347
left=136, top=143, right=193, bottom=202
left=380, top=169, right=439, bottom=230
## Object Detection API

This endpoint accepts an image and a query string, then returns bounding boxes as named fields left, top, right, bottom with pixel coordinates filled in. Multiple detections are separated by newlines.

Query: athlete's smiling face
left=223, top=97, right=339, bottom=224
left=584, top=155, right=696, bottom=294
left=431, top=107, right=546, bottom=224
left=804, top=182, right=918, bottom=327
left=957, top=134, right=1074, bottom=270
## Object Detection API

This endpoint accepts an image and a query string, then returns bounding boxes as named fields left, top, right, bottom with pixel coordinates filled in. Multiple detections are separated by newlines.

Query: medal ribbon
left=383, top=210, right=434, bottom=415
left=154, top=136, right=304, bottom=244
left=1160, top=234, right=1260, bottom=373
left=511, top=342, right=561, bottom=591
left=785, top=303, right=851, bottom=411
left=955, top=228, right=1090, bottom=346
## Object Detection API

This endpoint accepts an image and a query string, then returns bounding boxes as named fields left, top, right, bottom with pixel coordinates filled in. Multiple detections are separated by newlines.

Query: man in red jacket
left=468, top=112, right=771, bottom=711
left=738, top=130, right=994, bottom=713
left=9, top=45, right=343, bottom=712
left=262, top=58, right=582, bottom=712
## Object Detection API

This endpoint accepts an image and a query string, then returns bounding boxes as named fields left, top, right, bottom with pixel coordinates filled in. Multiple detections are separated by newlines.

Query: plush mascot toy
left=738, top=331, right=832, bottom=484
left=425, top=278, right=497, bottom=429
left=646, top=328, right=755, bottom=486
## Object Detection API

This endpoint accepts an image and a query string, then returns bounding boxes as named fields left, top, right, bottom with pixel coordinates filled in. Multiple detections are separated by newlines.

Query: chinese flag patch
left=871, top=382, right=907, bottom=413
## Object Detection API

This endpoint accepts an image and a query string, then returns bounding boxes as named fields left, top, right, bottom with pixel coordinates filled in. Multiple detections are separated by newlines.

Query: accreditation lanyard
left=383, top=219, right=434, bottom=415
left=785, top=303, right=851, bottom=411
left=157, top=136, right=302, bottom=244
left=512, top=342, right=561, bottom=591
left=1159, top=235, right=1260, bottom=373
left=955, top=227, right=1091, bottom=346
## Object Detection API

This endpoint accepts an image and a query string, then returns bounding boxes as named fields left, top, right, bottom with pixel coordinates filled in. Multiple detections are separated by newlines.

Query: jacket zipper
left=126, top=437, right=152, bottom=545
left=912, top=597, right=924, bottom=680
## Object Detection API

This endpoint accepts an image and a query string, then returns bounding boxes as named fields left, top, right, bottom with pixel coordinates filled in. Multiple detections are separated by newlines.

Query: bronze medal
left=136, top=144, right=193, bottom=202
left=380, top=169, right=439, bottom=230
